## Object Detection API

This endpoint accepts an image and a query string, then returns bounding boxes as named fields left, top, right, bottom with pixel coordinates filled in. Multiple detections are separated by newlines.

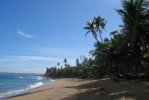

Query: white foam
left=29, top=82, right=44, bottom=88
left=30, top=76, right=43, bottom=80
left=0, top=82, right=44, bottom=99
left=36, top=76, right=43, bottom=80
left=0, top=88, right=28, bottom=99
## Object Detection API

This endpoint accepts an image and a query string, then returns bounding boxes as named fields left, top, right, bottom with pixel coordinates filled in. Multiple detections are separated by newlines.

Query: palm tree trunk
left=99, top=32, right=103, bottom=43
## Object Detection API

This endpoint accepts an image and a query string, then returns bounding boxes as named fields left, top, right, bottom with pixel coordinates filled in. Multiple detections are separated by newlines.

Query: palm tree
left=117, top=0, right=148, bottom=43
left=93, top=16, right=106, bottom=43
left=84, top=16, right=106, bottom=43
left=76, top=58, right=79, bottom=67
left=116, top=0, right=149, bottom=73
left=64, top=58, right=67, bottom=67
left=84, top=20, right=98, bottom=42
left=57, top=62, right=60, bottom=67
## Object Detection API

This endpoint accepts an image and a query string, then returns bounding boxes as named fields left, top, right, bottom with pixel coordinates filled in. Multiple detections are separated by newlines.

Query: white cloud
left=38, top=47, right=89, bottom=57
left=0, top=56, right=63, bottom=62
left=14, top=47, right=91, bottom=64
left=0, top=65, right=46, bottom=74
left=17, top=30, right=34, bottom=38
left=0, top=55, right=76, bottom=69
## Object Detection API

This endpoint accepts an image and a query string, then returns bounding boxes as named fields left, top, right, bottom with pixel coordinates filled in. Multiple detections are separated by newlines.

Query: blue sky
left=0, top=0, right=122, bottom=73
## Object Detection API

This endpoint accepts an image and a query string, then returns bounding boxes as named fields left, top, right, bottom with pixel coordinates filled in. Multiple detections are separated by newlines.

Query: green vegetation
left=84, top=16, right=106, bottom=42
left=45, top=0, right=149, bottom=80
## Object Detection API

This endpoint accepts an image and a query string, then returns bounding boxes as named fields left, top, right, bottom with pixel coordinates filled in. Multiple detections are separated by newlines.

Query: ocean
left=0, top=72, right=54, bottom=100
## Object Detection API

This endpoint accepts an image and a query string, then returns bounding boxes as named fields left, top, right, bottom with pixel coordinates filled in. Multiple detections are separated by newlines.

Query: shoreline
left=0, top=73, right=51, bottom=100
left=7, top=80, right=55, bottom=100
left=7, top=78, right=95, bottom=100
left=7, top=78, right=149, bottom=100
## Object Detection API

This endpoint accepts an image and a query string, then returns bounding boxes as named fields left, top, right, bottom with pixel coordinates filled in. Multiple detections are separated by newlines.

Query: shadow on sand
left=63, top=78, right=149, bottom=100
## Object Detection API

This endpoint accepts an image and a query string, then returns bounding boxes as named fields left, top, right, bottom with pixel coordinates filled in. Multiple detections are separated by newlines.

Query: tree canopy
left=45, top=0, right=149, bottom=80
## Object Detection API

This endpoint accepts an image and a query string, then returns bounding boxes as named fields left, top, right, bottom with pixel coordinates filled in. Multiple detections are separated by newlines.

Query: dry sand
left=8, top=78, right=149, bottom=100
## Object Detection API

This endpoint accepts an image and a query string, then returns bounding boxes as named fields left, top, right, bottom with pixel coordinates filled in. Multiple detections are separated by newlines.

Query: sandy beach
left=8, top=78, right=149, bottom=100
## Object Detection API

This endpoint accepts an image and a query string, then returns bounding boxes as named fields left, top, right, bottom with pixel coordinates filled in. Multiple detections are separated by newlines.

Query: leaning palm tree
left=84, top=20, right=98, bottom=42
left=93, top=16, right=106, bottom=43
left=84, top=16, right=106, bottom=43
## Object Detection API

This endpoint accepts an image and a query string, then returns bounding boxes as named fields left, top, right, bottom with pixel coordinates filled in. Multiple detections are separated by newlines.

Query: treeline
left=45, top=57, right=101, bottom=79
left=45, top=0, right=149, bottom=80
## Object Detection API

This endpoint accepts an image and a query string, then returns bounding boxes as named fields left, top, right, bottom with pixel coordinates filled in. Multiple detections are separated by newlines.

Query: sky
left=0, top=0, right=122, bottom=74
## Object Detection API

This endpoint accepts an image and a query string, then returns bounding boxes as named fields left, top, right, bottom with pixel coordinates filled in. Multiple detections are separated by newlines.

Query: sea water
left=0, top=72, right=54, bottom=100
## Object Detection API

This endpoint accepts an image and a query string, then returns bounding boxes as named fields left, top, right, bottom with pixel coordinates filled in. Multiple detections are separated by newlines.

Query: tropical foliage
left=84, top=16, right=106, bottom=42
left=45, top=57, right=99, bottom=79
left=45, top=0, right=149, bottom=80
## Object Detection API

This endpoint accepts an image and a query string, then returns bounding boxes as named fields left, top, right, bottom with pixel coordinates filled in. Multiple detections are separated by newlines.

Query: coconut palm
left=76, top=58, right=79, bottom=67
left=84, top=20, right=99, bottom=42
left=64, top=58, right=67, bottom=67
left=57, top=62, right=60, bottom=67
left=117, top=0, right=149, bottom=44
left=93, top=16, right=106, bottom=43
left=116, top=0, right=149, bottom=73
left=84, top=16, right=106, bottom=43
